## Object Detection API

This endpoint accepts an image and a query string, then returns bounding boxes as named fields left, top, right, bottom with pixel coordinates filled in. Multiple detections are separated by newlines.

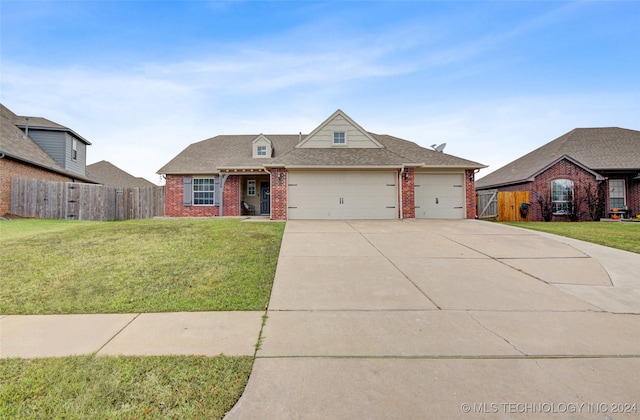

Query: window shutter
left=183, top=177, right=193, bottom=206
left=214, top=177, right=221, bottom=206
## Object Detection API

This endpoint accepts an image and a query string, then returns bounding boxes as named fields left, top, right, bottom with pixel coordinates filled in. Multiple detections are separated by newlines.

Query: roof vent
left=23, top=117, right=29, bottom=141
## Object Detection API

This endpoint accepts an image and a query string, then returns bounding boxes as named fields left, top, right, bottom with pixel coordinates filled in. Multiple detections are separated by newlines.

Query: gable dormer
left=296, top=109, right=383, bottom=149
left=252, top=134, right=272, bottom=158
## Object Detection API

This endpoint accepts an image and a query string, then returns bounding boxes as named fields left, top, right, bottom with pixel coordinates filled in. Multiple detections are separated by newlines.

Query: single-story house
left=0, top=103, right=95, bottom=216
left=87, top=160, right=157, bottom=188
left=158, top=110, right=486, bottom=220
left=476, top=127, right=640, bottom=221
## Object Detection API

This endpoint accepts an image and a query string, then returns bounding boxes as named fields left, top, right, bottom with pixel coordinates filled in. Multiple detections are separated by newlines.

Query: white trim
left=332, top=130, right=347, bottom=146
left=193, top=176, right=216, bottom=206
left=247, top=179, right=256, bottom=196
left=609, top=179, right=626, bottom=208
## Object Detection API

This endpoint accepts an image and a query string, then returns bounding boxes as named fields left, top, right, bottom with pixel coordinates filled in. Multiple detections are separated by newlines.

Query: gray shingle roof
left=12, top=113, right=92, bottom=145
left=0, top=104, right=95, bottom=182
left=87, top=160, right=156, bottom=187
left=476, top=127, right=640, bottom=189
left=157, top=132, right=485, bottom=174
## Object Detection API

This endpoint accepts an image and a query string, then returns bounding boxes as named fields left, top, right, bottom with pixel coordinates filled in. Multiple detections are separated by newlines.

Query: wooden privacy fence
left=477, top=190, right=530, bottom=221
left=10, top=178, right=165, bottom=221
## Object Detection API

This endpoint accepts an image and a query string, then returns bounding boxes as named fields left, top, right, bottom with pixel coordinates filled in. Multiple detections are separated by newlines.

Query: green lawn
left=0, top=218, right=284, bottom=419
left=503, top=221, right=640, bottom=254
left=0, top=355, right=253, bottom=419
left=0, top=218, right=285, bottom=314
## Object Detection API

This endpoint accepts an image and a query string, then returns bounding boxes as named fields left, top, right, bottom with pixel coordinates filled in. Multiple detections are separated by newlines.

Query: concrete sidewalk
left=226, top=220, right=640, bottom=419
left=0, top=311, right=263, bottom=358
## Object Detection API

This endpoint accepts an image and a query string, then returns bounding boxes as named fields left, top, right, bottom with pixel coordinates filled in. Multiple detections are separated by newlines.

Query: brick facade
left=401, top=168, right=415, bottom=219
left=166, top=168, right=481, bottom=220
left=628, top=179, right=640, bottom=218
left=0, top=158, right=70, bottom=216
left=486, top=159, right=614, bottom=222
left=164, top=175, right=220, bottom=217
left=270, top=168, right=287, bottom=220
left=465, top=169, right=476, bottom=219
left=222, top=176, right=241, bottom=217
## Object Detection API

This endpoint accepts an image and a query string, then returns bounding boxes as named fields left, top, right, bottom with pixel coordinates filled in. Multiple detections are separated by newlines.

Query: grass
left=503, top=221, right=640, bottom=254
left=0, top=218, right=285, bottom=315
left=0, top=218, right=283, bottom=418
left=0, top=355, right=253, bottom=419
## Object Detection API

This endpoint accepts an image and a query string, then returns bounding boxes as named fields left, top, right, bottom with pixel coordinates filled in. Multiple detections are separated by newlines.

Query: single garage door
left=414, top=173, right=465, bottom=219
left=288, top=171, right=398, bottom=219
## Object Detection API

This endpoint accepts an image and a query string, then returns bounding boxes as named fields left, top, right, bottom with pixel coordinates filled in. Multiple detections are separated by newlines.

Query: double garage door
left=287, top=171, right=465, bottom=220
left=288, top=171, right=398, bottom=220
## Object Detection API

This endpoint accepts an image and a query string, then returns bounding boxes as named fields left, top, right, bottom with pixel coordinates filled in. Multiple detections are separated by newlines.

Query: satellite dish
left=431, top=143, right=446, bottom=153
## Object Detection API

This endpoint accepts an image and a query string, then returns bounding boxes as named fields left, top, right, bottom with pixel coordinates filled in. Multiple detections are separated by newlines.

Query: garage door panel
left=415, top=174, right=465, bottom=219
left=288, top=171, right=398, bottom=220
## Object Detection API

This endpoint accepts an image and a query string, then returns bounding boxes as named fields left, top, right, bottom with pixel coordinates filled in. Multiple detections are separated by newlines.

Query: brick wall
left=401, top=168, right=415, bottom=219
left=222, top=176, right=240, bottom=216
left=164, top=175, right=219, bottom=217
left=270, top=168, right=287, bottom=220
left=489, top=159, right=603, bottom=222
left=0, top=158, right=70, bottom=216
left=628, top=179, right=640, bottom=218
left=465, top=169, right=476, bottom=219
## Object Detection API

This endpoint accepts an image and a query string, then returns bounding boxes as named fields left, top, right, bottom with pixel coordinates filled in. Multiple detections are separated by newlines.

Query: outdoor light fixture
left=403, top=169, right=409, bottom=180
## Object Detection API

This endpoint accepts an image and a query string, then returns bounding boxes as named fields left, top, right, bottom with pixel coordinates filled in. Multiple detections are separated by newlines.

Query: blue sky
left=2, top=1, right=638, bottom=185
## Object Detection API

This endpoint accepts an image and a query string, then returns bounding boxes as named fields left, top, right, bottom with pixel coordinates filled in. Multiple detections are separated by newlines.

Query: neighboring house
left=476, top=127, right=640, bottom=221
left=158, top=109, right=486, bottom=220
left=87, top=160, right=156, bottom=188
left=0, top=103, right=95, bottom=216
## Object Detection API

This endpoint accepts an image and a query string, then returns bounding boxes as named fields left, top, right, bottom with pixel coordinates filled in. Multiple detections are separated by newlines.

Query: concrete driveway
left=226, top=220, right=640, bottom=419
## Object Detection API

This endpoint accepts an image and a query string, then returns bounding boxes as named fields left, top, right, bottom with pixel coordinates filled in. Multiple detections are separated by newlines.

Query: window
left=333, top=131, right=346, bottom=145
left=72, top=139, right=78, bottom=160
left=257, top=145, right=267, bottom=156
left=551, top=179, right=573, bottom=214
left=247, top=180, right=256, bottom=196
left=609, top=179, right=625, bottom=209
left=193, top=178, right=215, bottom=205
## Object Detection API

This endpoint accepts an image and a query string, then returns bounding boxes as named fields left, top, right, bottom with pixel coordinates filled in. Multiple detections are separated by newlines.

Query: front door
left=260, top=182, right=270, bottom=215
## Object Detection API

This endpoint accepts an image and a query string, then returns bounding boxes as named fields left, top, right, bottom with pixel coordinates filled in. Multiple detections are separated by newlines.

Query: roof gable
left=87, top=160, right=156, bottom=187
left=157, top=110, right=486, bottom=174
left=252, top=135, right=273, bottom=158
left=476, top=127, right=640, bottom=189
left=296, top=109, right=383, bottom=149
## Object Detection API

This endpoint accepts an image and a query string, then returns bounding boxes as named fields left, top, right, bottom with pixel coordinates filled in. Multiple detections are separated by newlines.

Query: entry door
left=260, top=182, right=270, bottom=215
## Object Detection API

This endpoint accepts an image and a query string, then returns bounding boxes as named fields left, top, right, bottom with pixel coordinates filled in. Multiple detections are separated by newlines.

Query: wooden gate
left=476, top=189, right=498, bottom=219
left=497, top=191, right=530, bottom=222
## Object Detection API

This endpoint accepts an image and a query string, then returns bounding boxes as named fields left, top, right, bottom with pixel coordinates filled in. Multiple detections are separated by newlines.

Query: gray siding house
left=15, top=115, right=91, bottom=177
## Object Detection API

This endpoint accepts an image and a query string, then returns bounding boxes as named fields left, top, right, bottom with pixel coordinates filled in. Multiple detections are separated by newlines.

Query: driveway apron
left=226, top=220, right=640, bottom=419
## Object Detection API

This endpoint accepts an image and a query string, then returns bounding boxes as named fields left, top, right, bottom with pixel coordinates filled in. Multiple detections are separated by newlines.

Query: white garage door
left=288, top=171, right=398, bottom=220
left=414, top=173, right=465, bottom=219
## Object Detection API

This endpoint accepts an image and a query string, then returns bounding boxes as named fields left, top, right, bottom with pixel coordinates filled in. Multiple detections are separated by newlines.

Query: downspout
left=219, top=174, right=229, bottom=217
left=399, top=166, right=404, bottom=220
